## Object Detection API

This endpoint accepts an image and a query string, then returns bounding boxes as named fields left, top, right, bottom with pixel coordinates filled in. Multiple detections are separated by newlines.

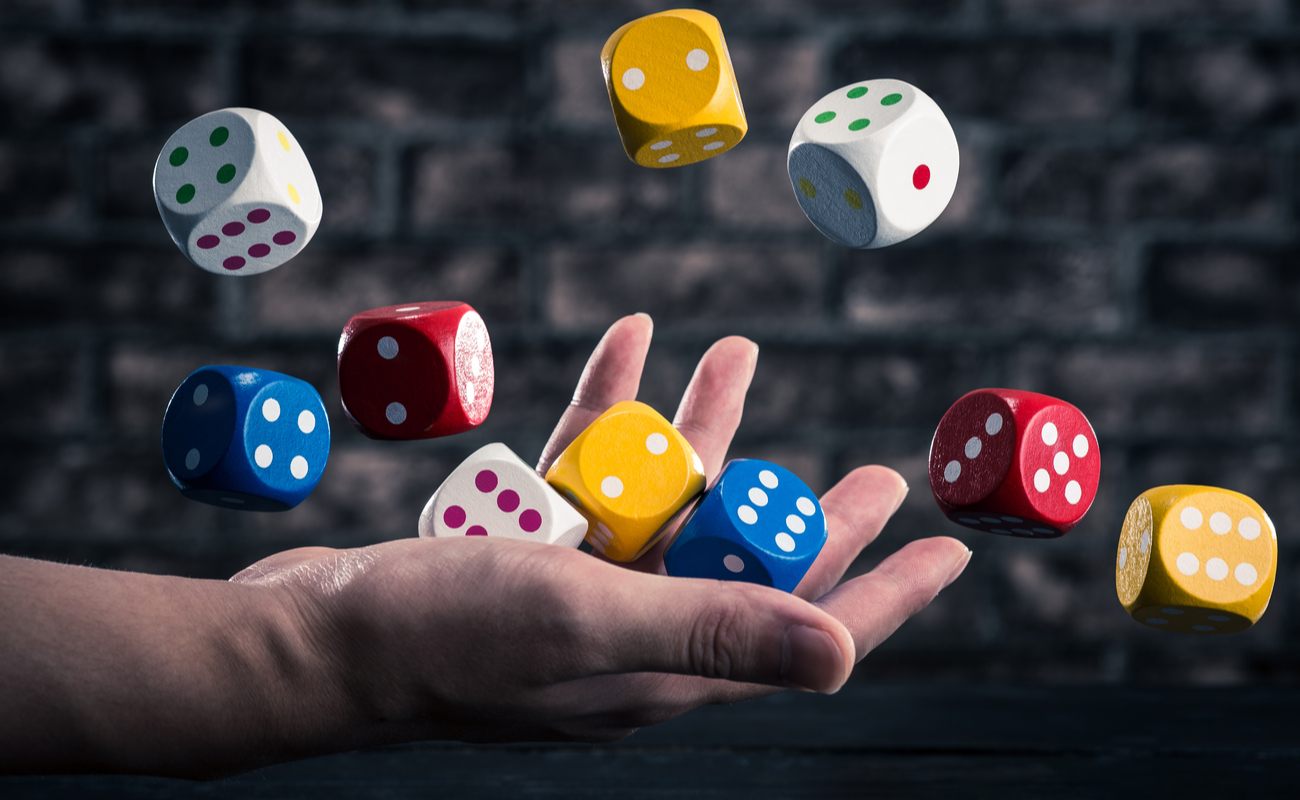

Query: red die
left=928, top=389, right=1100, bottom=537
left=338, top=301, right=494, bottom=440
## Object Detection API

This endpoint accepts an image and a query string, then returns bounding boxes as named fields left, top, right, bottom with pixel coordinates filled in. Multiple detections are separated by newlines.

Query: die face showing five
left=338, top=302, right=494, bottom=440
left=665, top=459, right=827, bottom=593
left=929, top=389, right=1099, bottom=537
left=601, top=9, right=747, bottom=168
left=419, top=443, right=588, bottom=548
left=1117, top=485, right=1277, bottom=634
left=789, top=79, right=958, bottom=249
left=161, top=366, right=330, bottom=511
left=545, top=400, right=706, bottom=562
left=153, top=107, right=322, bottom=275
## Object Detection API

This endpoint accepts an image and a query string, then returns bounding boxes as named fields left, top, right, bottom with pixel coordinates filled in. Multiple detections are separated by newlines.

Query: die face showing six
left=665, top=459, right=827, bottom=593
left=338, top=302, right=494, bottom=440
left=789, top=79, right=958, bottom=249
left=545, top=400, right=706, bottom=562
left=1118, top=485, right=1277, bottom=634
left=153, top=107, right=322, bottom=276
left=161, top=366, right=330, bottom=511
left=601, top=9, right=747, bottom=167
left=418, top=443, right=588, bottom=548
left=930, top=389, right=1099, bottom=537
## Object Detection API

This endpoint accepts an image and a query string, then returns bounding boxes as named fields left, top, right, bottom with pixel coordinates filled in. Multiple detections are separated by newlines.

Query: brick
left=0, top=339, right=88, bottom=437
left=546, top=36, right=613, bottom=131
left=1138, top=36, right=1300, bottom=128
left=703, top=140, right=808, bottom=230
left=704, top=0, right=965, bottom=24
left=725, top=37, right=824, bottom=131
left=545, top=243, right=825, bottom=329
left=843, top=240, right=1121, bottom=334
left=996, top=0, right=1288, bottom=24
left=101, top=0, right=390, bottom=18
left=1145, top=244, right=1300, bottom=329
left=837, top=345, right=1002, bottom=429
left=0, top=138, right=80, bottom=225
left=0, top=0, right=81, bottom=22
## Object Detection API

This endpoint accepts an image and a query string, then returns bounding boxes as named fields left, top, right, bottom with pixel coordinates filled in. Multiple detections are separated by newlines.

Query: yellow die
left=1116, top=485, right=1277, bottom=634
left=601, top=8, right=747, bottom=168
left=545, top=400, right=706, bottom=562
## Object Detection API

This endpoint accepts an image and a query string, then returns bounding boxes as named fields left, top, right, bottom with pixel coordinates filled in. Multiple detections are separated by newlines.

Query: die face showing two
left=601, top=9, right=747, bottom=168
left=789, top=79, right=958, bottom=248
left=545, top=400, right=706, bottom=562
left=1117, top=486, right=1276, bottom=634
left=665, top=460, right=827, bottom=593
left=153, top=107, right=322, bottom=275
left=419, top=443, right=588, bottom=548
left=338, top=302, right=494, bottom=440
left=929, top=389, right=1100, bottom=537
left=161, top=366, right=330, bottom=510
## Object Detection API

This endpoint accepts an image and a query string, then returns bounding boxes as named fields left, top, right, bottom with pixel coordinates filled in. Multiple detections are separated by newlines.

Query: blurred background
left=1, top=0, right=1297, bottom=685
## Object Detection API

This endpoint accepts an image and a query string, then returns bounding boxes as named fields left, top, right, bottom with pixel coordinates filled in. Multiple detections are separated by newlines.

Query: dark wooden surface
left=4, top=684, right=1299, bottom=797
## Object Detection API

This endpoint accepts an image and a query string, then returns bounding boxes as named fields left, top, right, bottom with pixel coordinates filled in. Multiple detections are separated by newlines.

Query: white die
left=153, top=107, right=322, bottom=276
left=788, top=79, right=958, bottom=249
left=418, top=443, right=588, bottom=548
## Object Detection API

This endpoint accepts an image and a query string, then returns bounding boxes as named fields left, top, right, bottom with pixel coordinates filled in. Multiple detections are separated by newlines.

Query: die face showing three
left=153, top=107, right=322, bottom=275
left=337, top=302, right=494, bottom=440
left=161, top=366, right=330, bottom=511
left=665, top=459, right=827, bottom=593
left=419, top=443, right=588, bottom=548
left=929, top=389, right=1100, bottom=536
left=1117, top=485, right=1276, bottom=634
left=601, top=9, right=747, bottom=168
left=545, top=400, right=706, bottom=562
left=789, top=79, right=958, bottom=248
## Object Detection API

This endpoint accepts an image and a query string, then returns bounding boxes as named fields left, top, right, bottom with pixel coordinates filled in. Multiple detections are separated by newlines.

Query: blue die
left=665, top=459, right=827, bottom=592
left=161, top=366, right=330, bottom=511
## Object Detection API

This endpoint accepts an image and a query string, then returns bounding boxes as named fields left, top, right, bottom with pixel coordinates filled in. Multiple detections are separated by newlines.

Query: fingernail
left=781, top=625, right=846, bottom=694
left=890, top=479, right=910, bottom=515
left=634, top=312, right=652, bottom=323
left=943, top=547, right=973, bottom=590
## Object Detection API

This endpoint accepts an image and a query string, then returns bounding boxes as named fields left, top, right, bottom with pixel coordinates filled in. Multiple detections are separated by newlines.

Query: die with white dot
left=161, top=366, right=329, bottom=510
left=153, top=107, right=322, bottom=275
left=665, top=460, right=827, bottom=593
left=929, top=389, right=1100, bottom=537
left=601, top=8, right=747, bottom=168
left=337, top=302, right=494, bottom=440
left=788, top=79, right=958, bottom=248
left=1117, top=485, right=1276, bottom=634
left=418, top=443, right=587, bottom=548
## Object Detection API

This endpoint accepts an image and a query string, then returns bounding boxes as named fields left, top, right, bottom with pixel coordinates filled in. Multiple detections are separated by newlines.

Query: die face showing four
left=929, top=389, right=1099, bottom=537
left=153, top=107, right=322, bottom=275
left=1117, top=485, right=1277, bottom=634
left=665, top=459, right=827, bottom=593
left=545, top=400, right=706, bottom=562
left=601, top=9, right=747, bottom=168
left=419, top=443, right=588, bottom=548
left=161, top=366, right=330, bottom=511
left=338, top=302, right=494, bottom=440
left=789, top=79, right=958, bottom=248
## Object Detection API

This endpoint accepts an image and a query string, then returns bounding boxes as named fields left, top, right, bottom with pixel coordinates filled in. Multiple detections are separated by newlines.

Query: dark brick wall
left=2, top=0, right=1298, bottom=684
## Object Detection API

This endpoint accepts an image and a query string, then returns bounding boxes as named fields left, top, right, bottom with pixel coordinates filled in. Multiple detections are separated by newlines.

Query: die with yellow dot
left=545, top=400, right=706, bottom=562
left=1116, top=485, right=1277, bottom=634
left=601, top=9, right=747, bottom=168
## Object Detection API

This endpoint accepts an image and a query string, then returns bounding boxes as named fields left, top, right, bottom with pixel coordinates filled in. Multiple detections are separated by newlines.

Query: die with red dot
left=337, top=302, right=494, bottom=440
left=928, top=389, right=1100, bottom=537
left=418, top=443, right=588, bottom=548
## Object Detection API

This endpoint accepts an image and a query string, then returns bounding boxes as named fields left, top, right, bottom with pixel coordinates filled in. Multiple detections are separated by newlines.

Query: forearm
left=0, top=555, right=348, bottom=778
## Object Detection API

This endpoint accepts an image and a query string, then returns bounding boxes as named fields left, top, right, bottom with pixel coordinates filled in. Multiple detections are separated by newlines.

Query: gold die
left=1116, top=485, right=1277, bottom=634
left=601, top=9, right=747, bottom=168
left=545, top=400, right=706, bottom=562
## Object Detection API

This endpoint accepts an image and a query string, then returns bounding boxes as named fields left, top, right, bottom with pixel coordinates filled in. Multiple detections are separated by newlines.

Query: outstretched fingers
left=672, top=336, right=759, bottom=481
left=794, top=465, right=909, bottom=600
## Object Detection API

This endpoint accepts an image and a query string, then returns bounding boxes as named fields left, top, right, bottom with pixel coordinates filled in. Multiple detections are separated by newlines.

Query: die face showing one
left=665, top=460, right=827, bottom=593
left=545, top=400, right=706, bottom=562
left=337, top=302, right=494, bottom=440
left=788, top=79, right=958, bottom=248
left=1118, top=486, right=1277, bottom=634
left=161, top=366, right=330, bottom=511
left=601, top=9, right=747, bottom=168
left=418, top=443, right=588, bottom=548
left=153, top=107, right=322, bottom=275
left=929, top=389, right=1099, bottom=537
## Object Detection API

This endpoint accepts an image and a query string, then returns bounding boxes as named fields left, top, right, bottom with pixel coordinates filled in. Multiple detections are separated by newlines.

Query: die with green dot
left=788, top=79, right=958, bottom=249
left=152, top=107, right=323, bottom=276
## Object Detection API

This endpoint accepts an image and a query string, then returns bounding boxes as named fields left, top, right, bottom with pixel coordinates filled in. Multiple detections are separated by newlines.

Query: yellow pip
left=1116, top=485, right=1276, bottom=634
left=545, top=400, right=706, bottom=562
